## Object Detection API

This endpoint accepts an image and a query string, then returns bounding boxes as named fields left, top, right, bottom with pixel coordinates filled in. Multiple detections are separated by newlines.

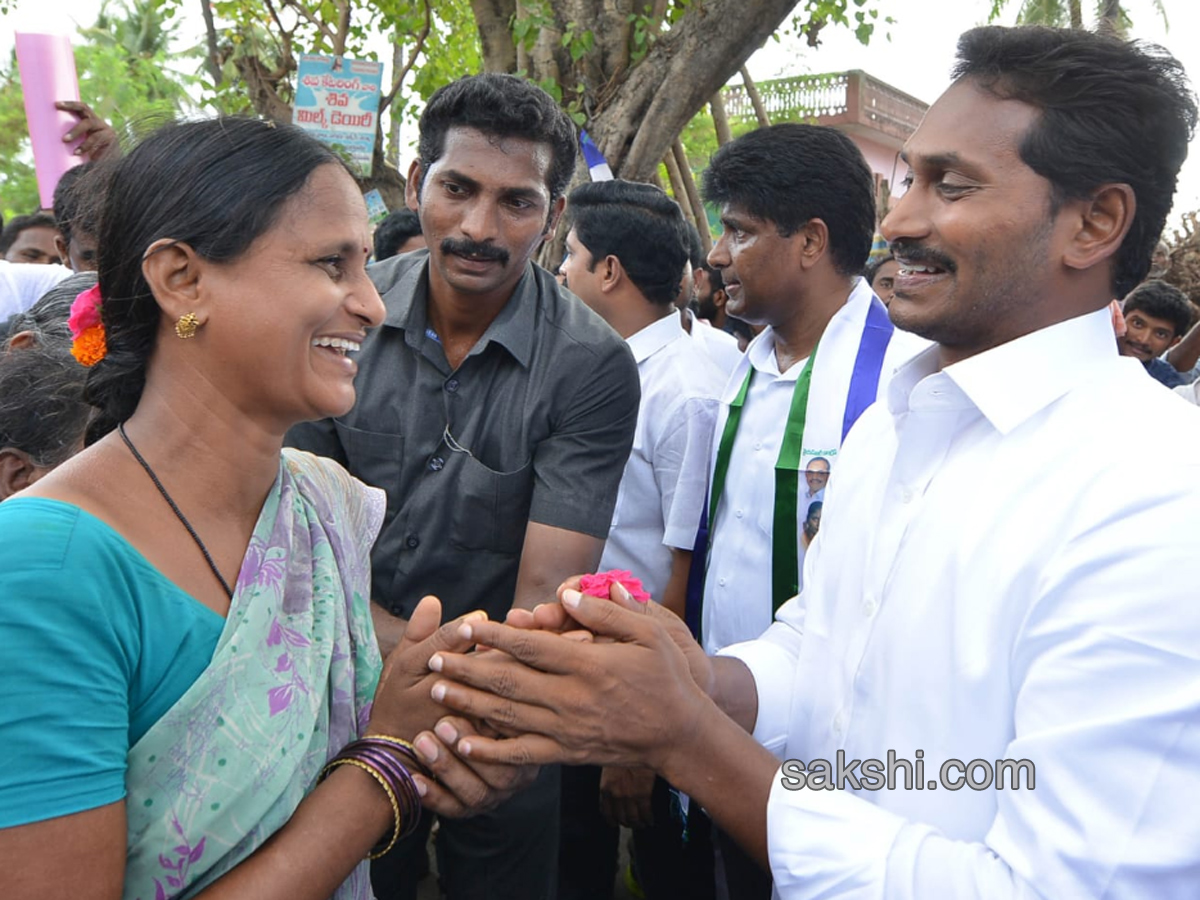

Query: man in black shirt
left=288, top=73, right=639, bottom=900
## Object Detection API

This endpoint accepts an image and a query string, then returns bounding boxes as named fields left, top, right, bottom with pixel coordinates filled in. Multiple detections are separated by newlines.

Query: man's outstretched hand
left=427, top=588, right=716, bottom=775
left=56, top=101, right=119, bottom=161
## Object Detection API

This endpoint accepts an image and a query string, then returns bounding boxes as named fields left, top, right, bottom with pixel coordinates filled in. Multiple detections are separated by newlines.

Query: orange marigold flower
left=71, top=324, right=107, bottom=367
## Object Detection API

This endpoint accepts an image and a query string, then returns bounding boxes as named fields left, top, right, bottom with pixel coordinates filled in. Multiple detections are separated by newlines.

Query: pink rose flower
left=68, top=283, right=102, bottom=338
left=579, top=569, right=651, bottom=603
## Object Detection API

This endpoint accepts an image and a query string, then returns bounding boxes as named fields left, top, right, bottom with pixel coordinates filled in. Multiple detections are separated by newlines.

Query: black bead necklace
left=118, top=423, right=234, bottom=599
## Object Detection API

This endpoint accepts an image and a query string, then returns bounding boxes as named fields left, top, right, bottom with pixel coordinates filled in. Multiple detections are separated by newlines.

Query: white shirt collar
left=625, top=310, right=687, bottom=364
left=888, top=307, right=1119, bottom=434
left=744, top=278, right=878, bottom=381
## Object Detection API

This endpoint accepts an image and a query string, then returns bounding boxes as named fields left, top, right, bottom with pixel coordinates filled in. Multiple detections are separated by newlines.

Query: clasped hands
left=367, top=578, right=718, bottom=824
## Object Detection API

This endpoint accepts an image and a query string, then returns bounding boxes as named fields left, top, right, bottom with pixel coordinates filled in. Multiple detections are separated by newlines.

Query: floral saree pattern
left=122, top=450, right=385, bottom=900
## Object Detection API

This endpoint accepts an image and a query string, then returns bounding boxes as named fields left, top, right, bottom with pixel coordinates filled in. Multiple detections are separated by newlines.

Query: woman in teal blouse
left=0, top=118, right=525, bottom=900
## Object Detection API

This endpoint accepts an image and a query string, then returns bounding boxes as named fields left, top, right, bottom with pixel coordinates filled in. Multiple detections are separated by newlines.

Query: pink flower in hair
left=579, top=569, right=651, bottom=603
left=68, top=283, right=103, bottom=338
left=68, top=283, right=107, bottom=367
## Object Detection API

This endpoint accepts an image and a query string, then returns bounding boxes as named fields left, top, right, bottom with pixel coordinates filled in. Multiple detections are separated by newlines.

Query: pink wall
left=850, top=134, right=906, bottom=198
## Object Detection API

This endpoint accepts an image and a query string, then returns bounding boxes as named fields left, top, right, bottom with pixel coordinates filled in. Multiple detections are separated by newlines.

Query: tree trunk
left=1069, top=0, right=1083, bottom=28
left=359, top=136, right=407, bottom=212
left=673, top=138, right=710, bottom=253
left=662, top=147, right=694, bottom=221
left=387, top=39, right=405, bottom=168
left=469, top=0, right=795, bottom=183
left=710, top=90, right=733, bottom=146
left=739, top=65, right=770, bottom=128
left=233, top=56, right=294, bottom=123
left=471, top=0, right=518, bottom=72
left=583, top=0, right=798, bottom=181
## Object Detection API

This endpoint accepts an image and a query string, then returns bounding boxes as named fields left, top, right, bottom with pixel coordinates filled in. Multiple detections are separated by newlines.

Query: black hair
left=5, top=272, right=98, bottom=352
left=417, top=74, right=577, bottom=202
left=726, top=315, right=754, bottom=344
left=567, top=179, right=689, bottom=306
left=0, top=345, right=91, bottom=469
left=683, top=220, right=705, bottom=271
left=0, top=213, right=58, bottom=256
left=805, top=500, right=823, bottom=523
left=373, top=209, right=424, bottom=261
left=86, top=117, right=347, bottom=444
left=52, top=164, right=102, bottom=255
left=865, top=253, right=896, bottom=288
left=701, top=123, right=875, bottom=276
left=697, top=259, right=725, bottom=292
left=953, top=26, right=1198, bottom=298
left=1122, top=279, right=1195, bottom=338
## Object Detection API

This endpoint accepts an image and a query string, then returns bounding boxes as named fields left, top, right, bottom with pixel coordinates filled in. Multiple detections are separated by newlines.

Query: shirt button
left=735, top=509, right=744, bottom=519
left=446, top=379, right=460, bottom=393
left=429, top=457, right=445, bottom=471
left=755, top=441, right=763, bottom=451
left=833, top=711, right=846, bottom=735
left=901, top=488, right=913, bottom=503
left=405, top=534, right=420, bottom=549
left=718, top=577, right=727, bottom=586
left=862, top=598, right=877, bottom=617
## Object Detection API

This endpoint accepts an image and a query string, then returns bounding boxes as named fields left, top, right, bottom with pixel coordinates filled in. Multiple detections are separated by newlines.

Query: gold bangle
left=321, top=757, right=402, bottom=859
left=365, top=735, right=419, bottom=754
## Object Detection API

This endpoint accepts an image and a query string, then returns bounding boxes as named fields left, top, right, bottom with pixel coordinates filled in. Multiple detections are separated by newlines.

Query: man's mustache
left=442, top=238, right=510, bottom=266
left=890, top=240, right=956, bottom=273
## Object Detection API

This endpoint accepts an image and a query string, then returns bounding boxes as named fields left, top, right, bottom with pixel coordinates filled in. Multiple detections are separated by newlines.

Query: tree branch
left=710, top=90, right=733, bottom=145
left=280, top=0, right=338, bottom=50
left=650, top=0, right=670, bottom=31
left=738, top=65, right=770, bottom=128
left=380, top=0, right=432, bottom=115
left=198, top=0, right=223, bottom=86
left=673, top=138, right=710, bottom=253
left=332, top=0, right=352, bottom=56
left=662, top=146, right=694, bottom=221
left=590, top=0, right=797, bottom=180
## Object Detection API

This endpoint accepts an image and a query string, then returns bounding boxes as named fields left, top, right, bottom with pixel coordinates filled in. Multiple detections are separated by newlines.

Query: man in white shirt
left=557, top=178, right=726, bottom=900
left=426, top=25, right=1200, bottom=900
left=696, top=123, right=920, bottom=656
left=0, top=261, right=72, bottom=326
left=561, top=180, right=724, bottom=616
left=678, top=224, right=745, bottom=377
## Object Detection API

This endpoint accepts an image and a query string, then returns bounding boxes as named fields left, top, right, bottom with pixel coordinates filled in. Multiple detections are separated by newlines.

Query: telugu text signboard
left=293, top=54, right=384, bottom=175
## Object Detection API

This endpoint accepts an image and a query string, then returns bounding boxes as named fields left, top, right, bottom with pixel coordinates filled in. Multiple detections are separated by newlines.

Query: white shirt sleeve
left=756, top=477, right=1200, bottom=899
left=718, top=602, right=807, bottom=758
left=656, top=395, right=720, bottom=550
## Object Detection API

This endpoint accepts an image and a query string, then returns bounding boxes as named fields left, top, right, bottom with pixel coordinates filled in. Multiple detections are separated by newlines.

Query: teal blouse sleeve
left=0, top=499, right=223, bottom=828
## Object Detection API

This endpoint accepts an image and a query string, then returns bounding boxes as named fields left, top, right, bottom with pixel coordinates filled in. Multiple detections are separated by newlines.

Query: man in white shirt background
left=695, top=123, right=919, bottom=659
left=679, top=222, right=745, bottom=378
left=557, top=178, right=726, bottom=900
left=427, top=24, right=1200, bottom=900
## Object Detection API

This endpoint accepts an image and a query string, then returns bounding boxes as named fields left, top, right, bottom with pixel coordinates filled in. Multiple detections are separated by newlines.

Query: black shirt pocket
left=333, top=419, right=405, bottom=521
left=449, top=454, right=534, bottom=555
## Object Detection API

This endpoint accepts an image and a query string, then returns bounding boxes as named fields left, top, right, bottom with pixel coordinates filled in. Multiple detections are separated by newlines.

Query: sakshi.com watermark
left=780, top=750, right=1036, bottom=792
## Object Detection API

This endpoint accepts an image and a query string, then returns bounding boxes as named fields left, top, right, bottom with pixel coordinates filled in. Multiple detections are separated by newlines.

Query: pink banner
left=15, top=32, right=82, bottom=209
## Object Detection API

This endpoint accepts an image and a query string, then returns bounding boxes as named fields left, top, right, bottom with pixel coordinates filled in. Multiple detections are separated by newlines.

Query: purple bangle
left=321, top=736, right=428, bottom=852
left=356, top=745, right=421, bottom=835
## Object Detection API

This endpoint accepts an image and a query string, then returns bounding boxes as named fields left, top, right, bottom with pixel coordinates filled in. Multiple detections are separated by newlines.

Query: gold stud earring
left=175, top=312, right=200, bottom=340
